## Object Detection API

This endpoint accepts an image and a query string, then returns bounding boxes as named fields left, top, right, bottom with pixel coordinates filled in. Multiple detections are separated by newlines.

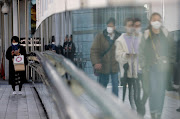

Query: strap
left=101, top=41, right=114, bottom=57
left=101, top=32, right=119, bottom=57
left=149, top=32, right=160, bottom=60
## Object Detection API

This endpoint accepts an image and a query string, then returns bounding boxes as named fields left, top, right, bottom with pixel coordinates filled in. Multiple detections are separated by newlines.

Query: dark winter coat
left=6, top=45, right=28, bottom=85
left=63, top=41, right=69, bottom=57
left=68, top=41, right=76, bottom=61
left=90, top=29, right=121, bottom=74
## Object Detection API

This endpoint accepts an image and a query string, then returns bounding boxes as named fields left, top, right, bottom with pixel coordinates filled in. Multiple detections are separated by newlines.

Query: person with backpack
left=90, top=18, right=121, bottom=96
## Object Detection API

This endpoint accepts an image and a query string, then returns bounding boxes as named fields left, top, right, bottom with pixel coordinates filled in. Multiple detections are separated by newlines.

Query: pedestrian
left=68, top=35, right=76, bottom=61
left=90, top=17, right=121, bottom=96
left=131, top=18, right=149, bottom=116
left=177, top=86, right=180, bottom=112
left=115, top=18, right=138, bottom=109
left=63, top=35, right=69, bottom=58
left=6, top=36, right=28, bottom=95
left=175, top=39, right=180, bottom=112
left=139, top=12, right=176, bottom=119
left=50, top=36, right=56, bottom=52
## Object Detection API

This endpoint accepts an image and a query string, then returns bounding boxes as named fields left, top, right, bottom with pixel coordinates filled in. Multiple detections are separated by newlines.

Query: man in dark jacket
left=63, top=35, right=69, bottom=58
left=50, top=36, right=56, bottom=52
left=90, top=18, right=121, bottom=96
left=68, top=35, right=76, bottom=62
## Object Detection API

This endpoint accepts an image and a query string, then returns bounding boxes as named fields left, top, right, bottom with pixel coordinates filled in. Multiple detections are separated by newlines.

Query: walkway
left=0, top=81, right=47, bottom=119
left=1, top=79, right=180, bottom=119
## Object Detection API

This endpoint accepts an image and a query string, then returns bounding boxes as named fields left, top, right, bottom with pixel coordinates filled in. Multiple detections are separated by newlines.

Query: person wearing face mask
left=131, top=18, right=148, bottom=117
left=115, top=18, right=139, bottom=109
left=131, top=18, right=147, bottom=116
left=90, top=17, right=121, bottom=97
left=6, top=36, right=28, bottom=95
left=139, top=13, right=176, bottom=119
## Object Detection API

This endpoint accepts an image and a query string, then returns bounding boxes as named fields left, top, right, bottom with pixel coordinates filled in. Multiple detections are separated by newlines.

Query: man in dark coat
left=90, top=18, right=121, bottom=96
left=56, top=45, right=64, bottom=56
left=63, top=35, right=69, bottom=58
left=6, top=36, right=28, bottom=95
left=68, top=35, right=76, bottom=61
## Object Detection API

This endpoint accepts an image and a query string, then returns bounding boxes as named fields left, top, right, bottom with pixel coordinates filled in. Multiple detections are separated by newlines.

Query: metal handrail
left=43, top=51, right=139, bottom=119
left=29, top=51, right=94, bottom=119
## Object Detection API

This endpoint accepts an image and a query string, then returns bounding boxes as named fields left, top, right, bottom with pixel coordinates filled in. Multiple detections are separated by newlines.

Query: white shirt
left=108, top=33, right=115, bottom=40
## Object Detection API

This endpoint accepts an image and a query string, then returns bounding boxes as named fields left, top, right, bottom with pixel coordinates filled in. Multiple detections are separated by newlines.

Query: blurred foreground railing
left=28, top=51, right=139, bottom=119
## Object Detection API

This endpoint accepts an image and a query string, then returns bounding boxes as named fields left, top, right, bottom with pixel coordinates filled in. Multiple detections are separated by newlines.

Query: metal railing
left=28, top=51, right=94, bottom=119
left=41, top=51, right=139, bottom=119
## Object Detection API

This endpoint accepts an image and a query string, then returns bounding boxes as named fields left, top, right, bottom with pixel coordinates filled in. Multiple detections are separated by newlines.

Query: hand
left=94, top=64, right=102, bottom=70
left=126, top=53, right=131, bottom=58
left=11, top=51, right=15, bottom=56
left=14, top=50, right=20, bottom=56
left=132, top=54, right=137, bottom=58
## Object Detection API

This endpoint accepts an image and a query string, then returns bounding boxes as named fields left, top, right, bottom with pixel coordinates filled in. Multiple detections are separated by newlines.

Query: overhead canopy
left=36, top=0, right=180, bottom=31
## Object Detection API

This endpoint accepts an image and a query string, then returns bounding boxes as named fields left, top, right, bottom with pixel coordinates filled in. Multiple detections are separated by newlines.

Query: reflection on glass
left=32, top=4, right=180, bottom=119
left=71, top=7, right=179, bottom=119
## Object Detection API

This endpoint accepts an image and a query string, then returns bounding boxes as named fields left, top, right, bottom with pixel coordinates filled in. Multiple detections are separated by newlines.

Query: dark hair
left=107, top=17, right=115, bottom=26
left=148, top=12, right=162, bottom=29
left=134, top=18, right=141, bottom=23
left=124, top=18, right=134, bottom=26
left=66, top=35, right=69, bottom=38
left=150, top=12, right=162, bottom=21
left=11, top=36, right=19, bottom=43
left=70, top=35, right=73, bottom=39
left=52, top=36, right=55, bottom=42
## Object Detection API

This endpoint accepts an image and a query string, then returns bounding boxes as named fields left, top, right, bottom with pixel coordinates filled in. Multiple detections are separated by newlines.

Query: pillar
left=4, top=14, right=9, bottom=80
left=55, top=14, right=61, bottom=46
left=13, top=0, right=18, bottom=36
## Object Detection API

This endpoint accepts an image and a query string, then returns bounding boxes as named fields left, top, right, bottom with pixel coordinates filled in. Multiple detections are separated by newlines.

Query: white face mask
left=52, top=42, right=55, bottom=44
left=12, top=43, right=18, bottom=46
left=151, top=21, right=162, bottom=30
left=107, top=27, right=114, bottom=34
left=126, top=27, right=134, bottom=34
left=135, top=27, right=141, bottom=34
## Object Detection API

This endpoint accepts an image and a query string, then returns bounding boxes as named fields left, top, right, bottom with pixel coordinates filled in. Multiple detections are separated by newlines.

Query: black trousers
left=12, top=83, right=23, bottom=91
left=122, top=75, right=142, bottom=110
left=122, top=78, right=136, bottom=108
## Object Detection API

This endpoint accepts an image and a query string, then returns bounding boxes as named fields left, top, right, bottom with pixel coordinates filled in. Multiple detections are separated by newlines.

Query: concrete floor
left=1, top=79, right=180, bottom=119
left=0, top=83, right=47, bottom=119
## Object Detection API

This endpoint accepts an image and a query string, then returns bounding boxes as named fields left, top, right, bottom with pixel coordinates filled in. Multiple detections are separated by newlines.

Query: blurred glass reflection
left=33, top=4, right=180, bottom=119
